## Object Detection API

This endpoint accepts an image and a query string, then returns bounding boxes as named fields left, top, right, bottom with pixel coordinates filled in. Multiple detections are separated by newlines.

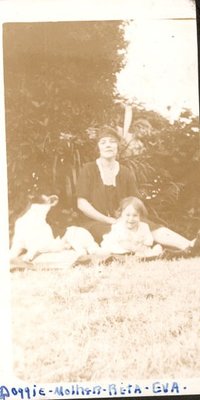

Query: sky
left=117, top=17, right=199, bottom=122
left=0, top=0, right=198, bottom=121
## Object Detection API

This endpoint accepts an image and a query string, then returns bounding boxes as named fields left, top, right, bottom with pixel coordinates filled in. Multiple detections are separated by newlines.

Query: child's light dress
left=101, top=220, right=162, bottom=257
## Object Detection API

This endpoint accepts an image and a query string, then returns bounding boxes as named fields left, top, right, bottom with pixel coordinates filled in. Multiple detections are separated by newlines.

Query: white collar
left=96, top=158, right=119, bottom=186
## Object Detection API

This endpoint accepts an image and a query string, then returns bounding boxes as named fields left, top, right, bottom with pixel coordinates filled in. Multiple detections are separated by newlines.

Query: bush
left=4, top=21, right=126, bottom=236
left=120, top=110, right=200, bottom=238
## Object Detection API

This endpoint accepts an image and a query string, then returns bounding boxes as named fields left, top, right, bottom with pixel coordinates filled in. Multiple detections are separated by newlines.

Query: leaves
left=4, top=20, right=126, bottom=236
left=4, top=22, right=199, bottom=239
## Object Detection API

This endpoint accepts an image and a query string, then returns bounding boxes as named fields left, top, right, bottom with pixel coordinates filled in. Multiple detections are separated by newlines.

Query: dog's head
left=41, top=194, right=59, bottom=207
left=29, top=194, right=59, bottom=207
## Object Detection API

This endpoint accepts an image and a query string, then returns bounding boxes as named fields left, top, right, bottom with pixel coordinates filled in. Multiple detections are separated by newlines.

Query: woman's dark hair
left=116, top=196, right=148, bottom=218
left=96, top=125, right=121, bottom=142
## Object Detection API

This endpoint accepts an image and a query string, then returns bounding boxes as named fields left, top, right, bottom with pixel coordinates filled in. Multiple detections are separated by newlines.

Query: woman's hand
left=78, top=198, right=116, bottom=225
left=106, top=216, right=117, bottom=224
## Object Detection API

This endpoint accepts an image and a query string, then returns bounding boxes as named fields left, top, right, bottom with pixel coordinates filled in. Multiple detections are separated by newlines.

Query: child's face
left=120, top=204, right=140, bottom=230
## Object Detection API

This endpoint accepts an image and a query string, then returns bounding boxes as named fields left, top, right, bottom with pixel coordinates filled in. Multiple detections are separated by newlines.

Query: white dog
left=10, top=194, right=66, bottom=262
left=62, top=226, right=100, bottom=256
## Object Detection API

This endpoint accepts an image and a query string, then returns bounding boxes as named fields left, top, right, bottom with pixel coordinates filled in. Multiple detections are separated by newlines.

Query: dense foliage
left=3, top=22, right=199, bottom=239
left=119, top=108, right=200, bottom=239
left=3, top=21, right=126, bottom=234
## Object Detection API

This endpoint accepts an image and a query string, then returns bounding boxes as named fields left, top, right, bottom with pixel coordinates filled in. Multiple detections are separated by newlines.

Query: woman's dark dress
left=76, top=161, right=159, bottom=243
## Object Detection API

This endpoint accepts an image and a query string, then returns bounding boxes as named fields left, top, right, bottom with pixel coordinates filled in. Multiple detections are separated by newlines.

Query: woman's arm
left=77, top=197, right=116, bottom=224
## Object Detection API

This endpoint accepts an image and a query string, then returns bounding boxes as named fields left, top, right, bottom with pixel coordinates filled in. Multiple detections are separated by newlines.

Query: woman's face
left=97, top=136, right=118, bottom=160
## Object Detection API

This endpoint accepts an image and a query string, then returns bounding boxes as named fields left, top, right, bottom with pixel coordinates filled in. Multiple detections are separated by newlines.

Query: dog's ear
left=27, top=193, right=59, bottom=205
left=39, top=194, right=59, bottom=205
left=48, top=195, right=59, bottom=206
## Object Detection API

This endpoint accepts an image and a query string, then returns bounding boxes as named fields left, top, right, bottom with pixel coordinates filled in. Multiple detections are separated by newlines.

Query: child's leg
left=135, top=244, right=163, bottom=258
left=81, top=221, right=111, bottom=244
left=151, top=227, right=192, bottom=250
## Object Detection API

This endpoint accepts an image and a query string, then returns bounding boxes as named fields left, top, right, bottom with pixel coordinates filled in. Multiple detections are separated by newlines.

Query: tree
left=3, top=21, right=127, bottom=235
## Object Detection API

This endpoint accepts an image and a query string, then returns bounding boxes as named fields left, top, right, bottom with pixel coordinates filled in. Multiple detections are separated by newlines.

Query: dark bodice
left=76, top=161, right=137, bottom=220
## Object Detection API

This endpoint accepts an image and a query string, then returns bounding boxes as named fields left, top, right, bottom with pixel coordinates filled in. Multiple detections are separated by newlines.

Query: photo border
left=0, top=0, right=199, bottom=398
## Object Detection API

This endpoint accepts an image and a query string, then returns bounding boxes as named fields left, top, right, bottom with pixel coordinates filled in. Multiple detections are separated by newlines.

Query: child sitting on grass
left=100, top=196, right=163, bottom=258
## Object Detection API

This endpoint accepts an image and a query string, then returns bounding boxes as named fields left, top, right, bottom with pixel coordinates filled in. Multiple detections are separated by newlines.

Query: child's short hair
left=116, top=196, right=148, bottom=218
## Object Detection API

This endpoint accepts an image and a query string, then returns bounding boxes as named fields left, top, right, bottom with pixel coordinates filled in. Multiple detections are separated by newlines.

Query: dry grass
left=11, top=255, right=200, bottom=383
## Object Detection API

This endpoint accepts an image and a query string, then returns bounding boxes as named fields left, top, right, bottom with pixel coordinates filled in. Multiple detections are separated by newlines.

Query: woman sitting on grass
left=101, top=196, right=163, bottom=258
left=76, top=125, right=200, bottom=257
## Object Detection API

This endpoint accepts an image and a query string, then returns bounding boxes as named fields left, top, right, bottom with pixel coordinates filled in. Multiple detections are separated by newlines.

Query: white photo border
left=0, top=0, right=199, bottom=398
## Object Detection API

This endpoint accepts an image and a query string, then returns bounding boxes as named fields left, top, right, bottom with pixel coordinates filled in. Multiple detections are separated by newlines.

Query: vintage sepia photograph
left=1, top=0, right=200, bottom=389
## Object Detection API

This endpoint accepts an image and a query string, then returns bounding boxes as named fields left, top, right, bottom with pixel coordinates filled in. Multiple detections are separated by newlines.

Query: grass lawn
left=11, top=255, right=200, bottom=383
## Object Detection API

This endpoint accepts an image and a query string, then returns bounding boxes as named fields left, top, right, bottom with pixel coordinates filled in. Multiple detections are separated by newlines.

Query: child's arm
left=101, top=223, right=130, bottom=254
left=139, top=222, right=154, bottom=247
